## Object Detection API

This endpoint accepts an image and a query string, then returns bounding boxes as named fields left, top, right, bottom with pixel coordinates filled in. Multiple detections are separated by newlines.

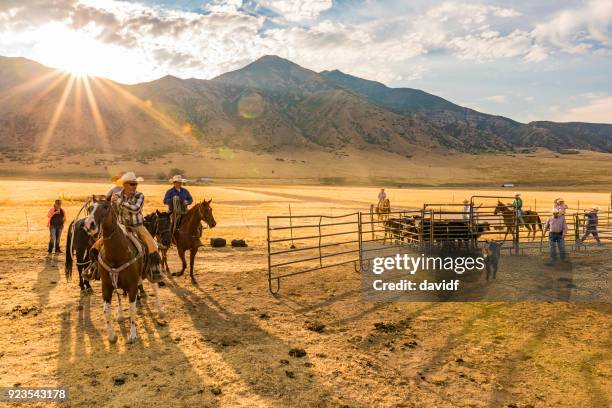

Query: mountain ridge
left=0, top=54, right=610, bottom=156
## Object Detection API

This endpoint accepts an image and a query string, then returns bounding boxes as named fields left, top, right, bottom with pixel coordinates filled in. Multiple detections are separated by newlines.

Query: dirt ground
left=0, top=180, right=610, bottom=407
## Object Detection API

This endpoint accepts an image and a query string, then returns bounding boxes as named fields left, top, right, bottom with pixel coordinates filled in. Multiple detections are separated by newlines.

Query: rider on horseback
left=163, top=175, right=193, bottom=236
left=513, top=192, right=525, bottom=225
left=378, top=188, right=387, bottom=208
left=88, top=172, right=162, bottom=282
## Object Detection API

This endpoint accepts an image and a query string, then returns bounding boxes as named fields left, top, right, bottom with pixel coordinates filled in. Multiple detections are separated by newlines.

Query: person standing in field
left=580, top=206, right=601, bottom=244
left=47, top=199, right=66, bottom=254
left=543, top=209, right=568, bottom=265
left=513, top=192, right=525, bottom=225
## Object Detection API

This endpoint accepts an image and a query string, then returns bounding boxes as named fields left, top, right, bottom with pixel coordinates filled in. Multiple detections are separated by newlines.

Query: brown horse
left=494, top=201, right=542, bottom=241
left=84, top=197, right=165, bottom=344
left=171, top=199, right=216, bottom=283
left=375, top=198, right=391, bottom=221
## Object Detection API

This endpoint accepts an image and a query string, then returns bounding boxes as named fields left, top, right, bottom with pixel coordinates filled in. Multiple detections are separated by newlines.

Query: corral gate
left=267, top=213, right=361, bottom=294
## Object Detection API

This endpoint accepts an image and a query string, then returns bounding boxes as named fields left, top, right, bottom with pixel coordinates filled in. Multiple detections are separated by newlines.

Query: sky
left=0, top=0, right=610, bottom=123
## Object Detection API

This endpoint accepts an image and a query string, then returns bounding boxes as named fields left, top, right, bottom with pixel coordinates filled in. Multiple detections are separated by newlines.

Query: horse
left=65, top=218, right=95, bottom=294
left=493, top=201, right=542, bottom=241
left=84, top=197, right=165, bottom=344
left=144, top=210, right=172, bottom=274
left=375, top=198, right=391, bottom=221
left=171, top=199, right=216, bottom=284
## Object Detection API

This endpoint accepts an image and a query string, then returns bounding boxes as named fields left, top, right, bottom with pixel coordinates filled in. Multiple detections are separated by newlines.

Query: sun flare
left=31, top=23, right=138, bottom=81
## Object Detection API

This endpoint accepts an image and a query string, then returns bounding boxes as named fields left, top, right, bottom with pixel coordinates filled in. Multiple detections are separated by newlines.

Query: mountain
left=0, top=55, right=610, bottom=157
left=321, top=69, right=612, bottom=152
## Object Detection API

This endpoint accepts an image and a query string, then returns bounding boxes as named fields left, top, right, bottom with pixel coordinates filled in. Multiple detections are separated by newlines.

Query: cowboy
left=163, top=175, right=193, bottom=232
left=377, top=188, right=387, bottom=207
left=512, top=192, right=525, bottom=225
left=543, top=209, right=568, bottom=264
left=47, top=199, right=66, bottom=254
left=89, top=172, right=162, bottom=281
left=580, top=206, right=601, bottom=244
left=553, top=198, right=569, bottom=215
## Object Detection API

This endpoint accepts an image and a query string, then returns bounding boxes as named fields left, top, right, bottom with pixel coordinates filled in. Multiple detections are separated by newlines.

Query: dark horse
left=171, top=199, right=216, bottom=284
left=494, top=201, right=542, bottom=241
left=144, top=210, right=172, bottom=273
left=84, top=197, right=165, bottom=344
left=65, top=217, right=95, bottom=293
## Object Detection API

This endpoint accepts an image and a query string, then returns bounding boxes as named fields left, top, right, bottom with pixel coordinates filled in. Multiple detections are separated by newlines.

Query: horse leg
left=78, top=266, right=85, bottom=292
left=162, top=248, right=170, bottom=273
left=138, top=277, right=147, bottom=300
left=152, top=282, right=165, bottom=319
left=116, top=290, right=125, bottom=322
left=175, top=247, right=187, bottom=277
left=127, top=284, right=138, bottom=343
left=189, top=247, right=198, bottom=284
left=102, top=284, right=117, bottom=344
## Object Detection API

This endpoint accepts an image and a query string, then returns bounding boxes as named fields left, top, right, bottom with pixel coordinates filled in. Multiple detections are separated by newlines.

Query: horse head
left=198, top=199, right=217, bottom=229
left=493, top=201, right=506, bottom=215
left=84, top=195, right=113, bottom=235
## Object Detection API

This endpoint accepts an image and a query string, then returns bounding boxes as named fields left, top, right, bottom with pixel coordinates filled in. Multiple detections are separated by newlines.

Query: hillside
left=0, top=55, right=610, bottom=157
left=321, top=69, right=612, bottom=152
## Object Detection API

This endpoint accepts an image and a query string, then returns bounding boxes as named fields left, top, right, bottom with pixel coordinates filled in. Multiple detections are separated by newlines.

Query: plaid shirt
left=544, top=215, right=568, bottom=235
left=117, top=191, right=145, bottom=226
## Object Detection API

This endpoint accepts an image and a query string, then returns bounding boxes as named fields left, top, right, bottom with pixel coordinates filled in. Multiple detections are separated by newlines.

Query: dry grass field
left=0, top=179, right=610, bottom=407
left=1, top=147, right=612, bottom=191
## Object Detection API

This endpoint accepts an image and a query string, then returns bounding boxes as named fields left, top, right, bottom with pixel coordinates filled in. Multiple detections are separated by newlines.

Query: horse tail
left=537, top=214, right=543, bottom=231
left=65, top=220, right=75, bottom=279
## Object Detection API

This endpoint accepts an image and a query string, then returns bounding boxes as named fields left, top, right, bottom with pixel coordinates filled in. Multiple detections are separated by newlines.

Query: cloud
left=484, top=95, right=506, bottom=103
left=0, top=0, right=610, bottom=87
left=550, top=96, right=612, bottom=123
left=533, top=0, right=612, bottom=54
left=257, top=0, right=333, bottom=22
left=448, top=29, right=533, bottom=61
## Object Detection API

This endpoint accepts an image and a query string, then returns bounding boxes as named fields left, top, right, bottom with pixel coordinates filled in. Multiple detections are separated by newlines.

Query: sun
left=32, top=23, right=133, bottom=80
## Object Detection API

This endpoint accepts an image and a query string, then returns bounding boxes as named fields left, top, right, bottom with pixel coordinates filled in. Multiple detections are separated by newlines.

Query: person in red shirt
left=47, top=199, right=66, bottom=254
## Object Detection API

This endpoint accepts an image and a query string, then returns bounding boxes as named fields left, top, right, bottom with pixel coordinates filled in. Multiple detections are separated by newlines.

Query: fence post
left=357, top=212, right=363, bottom=272
left=370, top=204, right=374, bottom=241
left=514, top=208, right=519, bottom=254
left=574, top=213, right=580, bottom=250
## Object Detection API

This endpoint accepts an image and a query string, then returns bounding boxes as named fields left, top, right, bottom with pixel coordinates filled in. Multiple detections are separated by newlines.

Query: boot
left=146, top=252, right=162, bottom=283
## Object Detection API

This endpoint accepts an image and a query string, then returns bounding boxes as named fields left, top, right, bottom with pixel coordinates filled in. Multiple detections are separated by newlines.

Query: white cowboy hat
left=169, top=175, right=188, bottom=183
left=513, top=192, right=520, bottom=196
left=555, top=197, right=565, bottom=202
left=591, top=205, right=600, bottom=211
left=116, top=171, right=143, bottom=185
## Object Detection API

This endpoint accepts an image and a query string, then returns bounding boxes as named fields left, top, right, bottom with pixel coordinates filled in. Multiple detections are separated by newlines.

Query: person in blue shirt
left=163, top=175, right=193, bottom=216
left=580, top=206, right=601, bottom=244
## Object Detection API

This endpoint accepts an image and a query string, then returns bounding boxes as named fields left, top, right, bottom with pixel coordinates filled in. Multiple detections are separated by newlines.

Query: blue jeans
left=516, top=209, right=525, bottom=225
left=549, top=232, right=566, bottom=260
left=48, top=225, right=63, bottom=252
